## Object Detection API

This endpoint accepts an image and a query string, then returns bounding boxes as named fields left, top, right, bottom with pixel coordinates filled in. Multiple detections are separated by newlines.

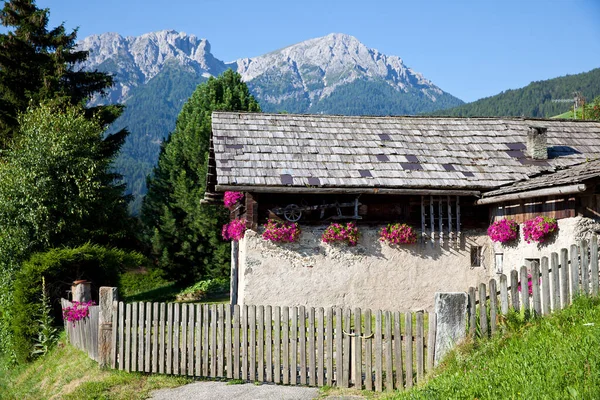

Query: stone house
left=204, top=112, right=600, bottom=311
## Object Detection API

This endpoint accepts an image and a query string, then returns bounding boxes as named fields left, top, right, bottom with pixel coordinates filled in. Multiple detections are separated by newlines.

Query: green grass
left=386, top=296, right=600, bottom=400
left=0, top=333, right=192, bottom=400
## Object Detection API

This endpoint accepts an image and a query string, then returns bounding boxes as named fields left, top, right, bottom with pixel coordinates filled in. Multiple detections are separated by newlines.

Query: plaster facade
left=237, top=226, right=493, bottom=311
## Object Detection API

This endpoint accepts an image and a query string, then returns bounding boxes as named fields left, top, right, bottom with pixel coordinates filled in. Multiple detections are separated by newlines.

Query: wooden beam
left=476, top=184, right=587, bottom=205
left=216, top=185, right=480, bottom=197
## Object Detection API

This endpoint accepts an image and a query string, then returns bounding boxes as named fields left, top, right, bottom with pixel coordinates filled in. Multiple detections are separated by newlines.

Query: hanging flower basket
left=262, top=219, right=301, bottom=243
left=523, top=216, right=558, bottom=243
left=223, top=191, right=244, bottom=209
left=379, top=223, right=417, bottom=245
left=62, top=300, right=96, bottom=326
left=322, top=222, right=360, bottom=247
left=487, top=218, right=519, bottom=243
left=222, top=218, right=246, bottom=241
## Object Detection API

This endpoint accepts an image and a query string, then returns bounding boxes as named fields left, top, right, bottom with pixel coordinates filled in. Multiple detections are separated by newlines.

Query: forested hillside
left=431, top=68, right=600, bottom=117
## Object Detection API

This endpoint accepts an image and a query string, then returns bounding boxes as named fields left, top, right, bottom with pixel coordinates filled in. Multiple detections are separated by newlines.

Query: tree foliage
left=141, top=70, right=260, bottom=283
left=584, top=96, right=600, bottom=121
left=0, top=0, right=124, bottom=148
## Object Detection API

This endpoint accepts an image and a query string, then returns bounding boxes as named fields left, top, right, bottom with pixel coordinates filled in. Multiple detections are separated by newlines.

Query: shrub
left=223, top=191, right=244, bottom=208
left=523, top=216, right=558, bottom=243
left=221, top=219, right=246, bottom=241
left=487, top=218, right=519, bottom=243
left=262, top=219, right=301, bottom=243
left=379, top=223, right=418, bottom=245
left=12, top=244, right=146, bottom=363
left=322, top=222, right=360, bottom=246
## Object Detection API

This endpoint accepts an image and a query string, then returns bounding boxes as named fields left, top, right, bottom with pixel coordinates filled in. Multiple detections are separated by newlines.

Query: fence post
left=433, top=292, right=468, bottom=366
left=98, top=286, right=118, bottom=368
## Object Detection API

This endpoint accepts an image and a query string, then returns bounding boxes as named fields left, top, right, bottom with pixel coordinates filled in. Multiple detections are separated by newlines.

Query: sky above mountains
left=20, top=0, right=600, bottom=102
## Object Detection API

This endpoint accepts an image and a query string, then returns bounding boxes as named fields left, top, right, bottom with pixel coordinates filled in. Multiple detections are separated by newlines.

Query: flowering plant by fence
left=523, top=216, right=558, bottom=243
left=517, top=273, right=541, bottom=295
left=322, top=222, right=360, bottom=246
left=487, top=218, right=519, bottom=243
left=222, top=219, right=246, bottom=241
left=62, top=300, right=96, bottom=326
left=262, top=219, right=301, bottom=243
left=379, top=223, right=417, bottom=245
left=223, top=191, right=244, bottom=209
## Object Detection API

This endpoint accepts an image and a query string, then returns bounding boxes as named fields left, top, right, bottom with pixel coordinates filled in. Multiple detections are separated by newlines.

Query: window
left=471, top=246, right=483, bottom=267
left=495, top=253, right=504, bottom=274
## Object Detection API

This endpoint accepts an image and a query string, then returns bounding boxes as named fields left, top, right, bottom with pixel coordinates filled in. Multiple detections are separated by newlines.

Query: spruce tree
left=141, top=70, right=260, bottom=283
left=0, top=0, right=124, bottom=149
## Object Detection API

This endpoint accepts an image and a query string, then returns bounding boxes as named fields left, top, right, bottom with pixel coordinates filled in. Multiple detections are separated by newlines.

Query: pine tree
left=0, top=0, right=124, bottom=149
left=141, top=70, right=260, bottom=283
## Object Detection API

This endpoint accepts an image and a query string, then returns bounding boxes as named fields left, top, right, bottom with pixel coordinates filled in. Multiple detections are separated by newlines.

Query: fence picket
left=510, top=270, right=519, bottom=310
left=393, top=311, right=403, bottom=391
left=561, top=248, right=570, bottom=308
left=468, top=287, right=476, bottom=335
left=188, top=304, right=196, bottom=375
left=233, top=305, right=240, bottom=380
left=551, top=252, right=560, bottom=311
left=241, top=305, right=248, bottom=381
left=581, top=240, right=590, bottom=295
left=591, top=236, right=599, bottom=296
left=308, top=307, right=316, bottom=386
left=364, top=309, right=373, bottom=391
left=374, top=310, right=383, bottom=392
left=317, top=307, right=324, bottom=387
left=112, top=301, right=119, bottom=370
left=218, top=304, right=225, bottom=378
left=532, top=263, right=542, bottom=316
left=152, top=303, right=159, bottom=373
left=343, top=308, right=351, bottom=388
left=489, top=279, right=497, bottom=334
left=385, top=311, right=393, bottom=392
left=499, top=275, right=508, bottom=315
left=125, top=303, right=132, bottom=372
left=571, top=245, right=580, bottom=299
left=257, top=305, right=264, bottom=382
left=426, top=311, right=436, bottom=373
left=225, top=304, right=232, bottom=379
left=290, top=307, right=298, bottom=385
left=282, top=306, right=290, bottom=385
left=265, top=306, right=272, bottom=382
left=196, top=305, right=202, bottom=377
left=479, top=283, right=488, bottom=337
left=541, top=257, right=551, bottom=315
left=299, top=306, right=307, bottom=385
left=131, top=302, right=138, bottom=372
left=325, top=308, right=333, bottom=387
left=118, top=302, right=125, bottom=371
left=274, top=306, right=282, bottom=384
left=203, top=304, right=209, bottom=377
left=519, top=266, right=529, bottom=315
left=416, top=311, right=424, bottom=384
left=335, top=307, right=342, bottom=388
left=139, top=302, right=146, bottom=372
left=353, top=308, right=362, bottom=389
left=166, top=303, right=173, bottom=374
left=404, top=312, right=413, bottom=389
left=180, top=303, right=187, bottom=375
left=145, top=302, right=152, bottom=372
left=173, top=303, right=180, bottom=375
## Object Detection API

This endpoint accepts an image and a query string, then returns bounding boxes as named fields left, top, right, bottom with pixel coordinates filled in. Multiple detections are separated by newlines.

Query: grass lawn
left=385, top=296, right=600, bottom=400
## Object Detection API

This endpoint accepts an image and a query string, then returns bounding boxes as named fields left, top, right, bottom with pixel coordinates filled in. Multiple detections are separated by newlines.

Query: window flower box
left=487, top=218, right=519, bottom=243
left=379, top=223, right=417, bottom=245
left=523, top=216, right=558, bottom=243
left=322, top=222, right=360, bottom=247
left=262, top=219, right=301, bottom=243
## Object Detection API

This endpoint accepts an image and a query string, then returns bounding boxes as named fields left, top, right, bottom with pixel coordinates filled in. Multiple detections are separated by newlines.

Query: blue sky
left=23, top=0, right=600, bottom=102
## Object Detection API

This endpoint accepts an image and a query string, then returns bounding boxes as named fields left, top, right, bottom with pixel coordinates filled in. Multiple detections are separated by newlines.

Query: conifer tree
left=0, top=0, right=124, bottom=149
left=141, top=70, right=260, bottom=282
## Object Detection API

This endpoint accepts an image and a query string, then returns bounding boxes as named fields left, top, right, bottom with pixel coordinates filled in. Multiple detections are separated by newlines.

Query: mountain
left=431, top=68, right=600, bottom=118
left=78, top=30, right=463, bottom=212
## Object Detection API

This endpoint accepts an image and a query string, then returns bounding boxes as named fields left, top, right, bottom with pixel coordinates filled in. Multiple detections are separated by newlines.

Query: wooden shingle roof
left=481, top=159, right=600, bottom=198
left=211, top=112, right=600, bottom=193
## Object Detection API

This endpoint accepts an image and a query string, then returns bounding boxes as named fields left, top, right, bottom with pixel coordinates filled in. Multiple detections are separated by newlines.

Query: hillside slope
left=431, top=68, right=600, bottom=117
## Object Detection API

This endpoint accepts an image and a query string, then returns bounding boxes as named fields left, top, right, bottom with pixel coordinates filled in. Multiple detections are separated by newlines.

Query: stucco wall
left=491, top=216, right=600, bottom=274
left=237, top=226, right=493, bottom=311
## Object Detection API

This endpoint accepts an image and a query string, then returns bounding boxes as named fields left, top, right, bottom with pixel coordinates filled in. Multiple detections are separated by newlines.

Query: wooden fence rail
left=468, top=235, right=600, bottom=338
left=109, top=303, right=435, bottom=392
left=61, top=299, right=100, bottom=362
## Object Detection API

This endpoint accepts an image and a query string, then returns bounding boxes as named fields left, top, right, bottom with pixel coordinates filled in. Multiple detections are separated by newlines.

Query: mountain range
left=78, top=30, right=463, bottom=212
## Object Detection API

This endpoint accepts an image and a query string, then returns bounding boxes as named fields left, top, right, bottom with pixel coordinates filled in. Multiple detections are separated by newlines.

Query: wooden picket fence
left=108, top=303, right=436, bottom=392
left=468, top=236, right=600, bottom=337
left=61, top=299, right=100, bottom=362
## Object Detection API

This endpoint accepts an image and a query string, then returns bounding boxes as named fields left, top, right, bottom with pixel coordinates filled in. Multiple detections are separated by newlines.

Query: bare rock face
left=78, top=30, right=227, bottom=104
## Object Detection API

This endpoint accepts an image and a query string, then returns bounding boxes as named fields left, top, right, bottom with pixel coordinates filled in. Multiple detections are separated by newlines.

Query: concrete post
left=98, top=286, right=118, bottom=368
left=433, top=292, right=468, bottom=366
left=72, top=280, right=91, bottom=302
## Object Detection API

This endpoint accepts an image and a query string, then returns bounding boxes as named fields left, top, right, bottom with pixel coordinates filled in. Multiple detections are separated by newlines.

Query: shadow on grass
left=122, top=283, right=181, bottom=303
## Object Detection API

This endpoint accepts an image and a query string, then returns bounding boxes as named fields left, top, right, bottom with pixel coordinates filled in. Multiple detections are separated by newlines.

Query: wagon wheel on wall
left=283, top=204, right=303, bottom=222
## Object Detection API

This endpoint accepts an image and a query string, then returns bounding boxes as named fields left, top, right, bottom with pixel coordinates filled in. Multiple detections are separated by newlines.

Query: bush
left=12, top=244, right=146, bottom=363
